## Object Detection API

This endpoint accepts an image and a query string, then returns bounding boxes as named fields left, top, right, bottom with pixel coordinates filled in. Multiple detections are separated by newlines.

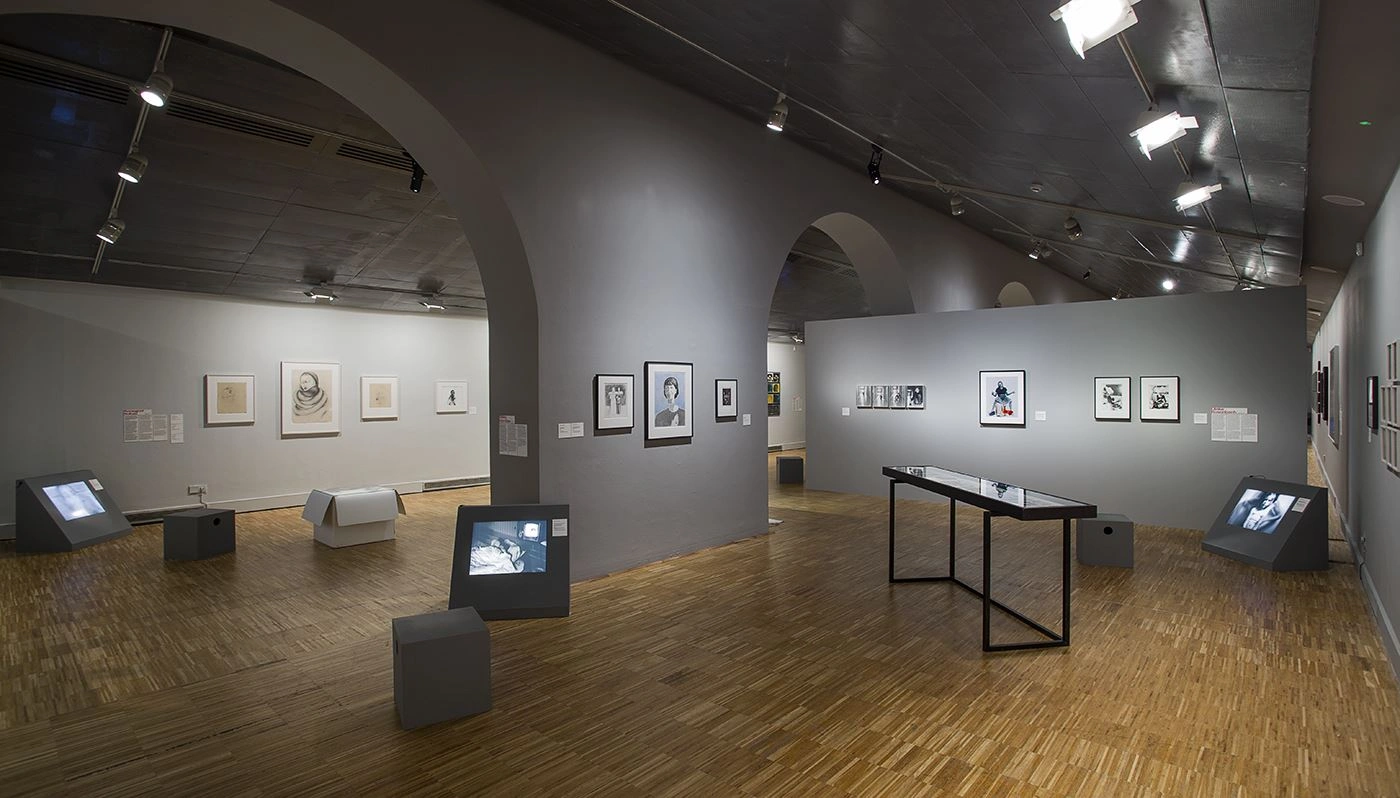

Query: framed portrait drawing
left=872, top=384, right=889, bottom=408
left=890, top=384, right=906, bottom=408
left=436, top=380, right=468, bottom=414
left=1094, top=377, right=1131, bottom=421
left=646, top=361, right=693, bottom=440
left=980, top=370, right=1025, bottom=426
left=595, top=374, right=634, bottom=431
left=205, top=374, right=255, bottom=426
left=856, top=385, right=872, bottom=409
left=715, top=378, right=738, bottom=420
left=281, top=361, right=340, bottom=436
left=905, top=385, right=925, bottom=410
left=1140, top=376, right=1180, bottom=422
left=360, top=376, right=399, bottom=421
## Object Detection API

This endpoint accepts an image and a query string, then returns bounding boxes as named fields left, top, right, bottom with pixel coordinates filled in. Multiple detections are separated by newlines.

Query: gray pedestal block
left=1076, top=513, right=1134, bottom=567
left=393, top=606, right=491, bottom=730
left=163, top=508, right=235, bottom=561
left=777, top=456, right=804, bottom=484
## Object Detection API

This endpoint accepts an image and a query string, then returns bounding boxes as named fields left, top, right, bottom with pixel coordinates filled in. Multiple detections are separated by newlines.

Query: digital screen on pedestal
left=467, top=519, right=548, bottom=575
left=41, top=481, right=103, bottom=521
left=1225, top=489, right=1297, bottom=534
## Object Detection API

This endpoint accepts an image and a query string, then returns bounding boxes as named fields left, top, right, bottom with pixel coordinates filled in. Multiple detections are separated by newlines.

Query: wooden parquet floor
left=1, top=452, right=1396, bottom=796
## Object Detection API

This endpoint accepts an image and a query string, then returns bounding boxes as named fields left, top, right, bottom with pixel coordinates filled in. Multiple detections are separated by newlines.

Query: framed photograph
left=872, top=384, right=889, bottom=408
left=857, top=385, right=872, bottom=408
left=890, top=384, right=906, bottom=408
left=1094, top=377, right=1131, bottom=421
left=1329, top=346, right=1341, bottom=445
left=906, top=385, right=925, bottom=410
left=205, top=374, right=255, bottom=426
left=646, top=361, right=693, bottom=440
left=980, top=370, right=1025, bottom=426
left=766, top=371, right=781, bottom=417
left=1367, top=375, right=1379, bottom=432
left=281, top=361, right=340, bottom=436
left=436, top=380, right=468, bottom=414
left=715, top=378, right=738, bottom=420
left=360, top=376, right=399, bottom=421
left=595, top=374, right=635, bottom=431
left=1140, top=376, right=1180, bottom=422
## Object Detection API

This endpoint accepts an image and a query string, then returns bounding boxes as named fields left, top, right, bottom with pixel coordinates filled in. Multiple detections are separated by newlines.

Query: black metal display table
left=883, top=465, right=1097, bottom=652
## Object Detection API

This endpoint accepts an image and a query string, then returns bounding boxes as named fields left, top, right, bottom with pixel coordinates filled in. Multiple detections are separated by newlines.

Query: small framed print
left=360, top=376, right=399, bottom=421
left=1094, top=377, right=1130, bottom=421
left=715, top=378, right=738, bottom=420
left=205, top=374, right=255, bottom=426
left=980, top=370, right=1025, bottom=426
left=872, top=384, right=889, bottom=408
left=856, top=385, right=872, bottom=408
left=905, top=385, right=925, bottom=410
left=281, top=361, right=340, bottom=437
left=1140, top=376, right=1180, bottom=422
left=595, top=374, right=634, bottom=431
left=646, top=361, right=693, bottom=440
left=436, top=380, right=468, bottom=413
left=890, top=384, right=906, bottom=409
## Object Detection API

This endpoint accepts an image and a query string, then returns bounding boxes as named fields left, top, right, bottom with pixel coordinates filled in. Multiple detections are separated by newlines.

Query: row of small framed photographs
left=1095, top=375, right=1181, bottom=422
left=856, top=384, right=926, bottom=409
left=595, top=362, right=740, bottom=441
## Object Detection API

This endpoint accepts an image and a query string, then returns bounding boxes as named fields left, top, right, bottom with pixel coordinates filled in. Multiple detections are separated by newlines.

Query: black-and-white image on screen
left=1226, top=489, right=1297, bottom=534
left=42, top=481, right=103, bottom=521
left=468, top=519, right=548, bottom=575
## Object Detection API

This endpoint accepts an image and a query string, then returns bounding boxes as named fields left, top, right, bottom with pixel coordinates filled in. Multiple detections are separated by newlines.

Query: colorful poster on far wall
left=767, top=371, right=781, bottom=417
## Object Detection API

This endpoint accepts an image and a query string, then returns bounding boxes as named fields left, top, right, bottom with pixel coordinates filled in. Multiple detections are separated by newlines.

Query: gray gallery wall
left=807, top=287, right=1308, bottom=531
left=1311, top=160, right=1400, bottom=672
left=0, top=279, right=492, bottom=532
left=0, top=0, right=1102, bottom=581
left=767, top=342, right=807, bottom=450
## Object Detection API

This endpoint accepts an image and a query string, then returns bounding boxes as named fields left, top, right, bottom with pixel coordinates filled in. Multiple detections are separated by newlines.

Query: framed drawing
left=715, top=378, right=738, bottom=420
left=436, top=380, right=468, bottom=414
left=890, top=384, right=906, bottom=408
left=857, top=385, right=872, bottom=408
left=646, top=361, right=693, bottom=440
left=1140, top=376, right=1180, bottom=422
left=281, top=361, right=340, bottom=436
left=766, top=371, right=781, bottom=417
left=360, top=376, right=399, bottom=421
left=595, top=374, right=634, bottom=431
left=1329, top=346, right=1341, bottom=445
left=980, top=370, right=1025, bottom=426
left=906, top=385, right=925, bottom=410
left=205, top=374, right=255, bottom=426
left=1094, top=377, right=1131, bottom=421
left=872, top=384, right=889, bottom=408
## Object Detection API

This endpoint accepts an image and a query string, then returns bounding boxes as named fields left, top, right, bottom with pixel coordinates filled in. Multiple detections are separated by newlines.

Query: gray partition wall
left=807, top=287, right=1307, bottom=532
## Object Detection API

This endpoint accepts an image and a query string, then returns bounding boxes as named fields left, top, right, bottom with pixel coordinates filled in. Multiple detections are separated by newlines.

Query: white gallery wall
left=766, top=341, right=806, bottom=450
left=1311, top=159, right=1400, bottom=672
left=0, top=279, right=491, bottom=532
left=807, top=287, right=1308, bottom=532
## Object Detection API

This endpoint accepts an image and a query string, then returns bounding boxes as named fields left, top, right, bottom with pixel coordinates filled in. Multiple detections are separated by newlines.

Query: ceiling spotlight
left=95, top=218, right=125, bottom=244
left=1082, top=270, right=1092, bottom=280
left=1051, top=0, right=1142, bottom=59
left=304, top=287, right=337, bottom=302
left=138, top=71, right=173, bottom=108
left=117, top=152, right=148, bottom=184
left=1161, top=277, right=1176, bottom=291
left=420, top=300, right=446, bottom=311
left=791, top=333, right=804, bottom=343
left=1174, top=181, right=1223, bottom=212
left=766, top=92, right=789, bottom=132
left=410, top=159, right=424, bottom=193
left=1063, top=216, right=1083, bottom=240
left=950, top=194, right=965, bottom=216
left=1130, top=111, right=1199, bottom=159
left=1028, top=240, right=1049, bottom=260
left=867, top=144, right=883, bottom=185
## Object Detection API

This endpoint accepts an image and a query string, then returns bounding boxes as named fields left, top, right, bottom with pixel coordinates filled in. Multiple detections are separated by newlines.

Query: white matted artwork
left=857, top=385, right=872, bottom=408
left=872, top=384, right=889, bottom=408
left=980, top=370, right=1025, bottom=426
left=205, top=374, right=255, bottom=426
left=1094, top=376, right=1131, bottom=421
left=645, top=361, right=693, bottom=440
left=595, top=374, right=634, bottom=430
left=1141, top=376, right=1180, bottom=422
left=281, top=361, right=340, bottom=436
left=436, top=380, right=468, bottom=413
left=890, top=384, right=906, bottom=409
left=906, top=385, right=926, bottom=410
left=715, top=378, right=738, bottom=420
left=360, top=376, right=399, bottom=421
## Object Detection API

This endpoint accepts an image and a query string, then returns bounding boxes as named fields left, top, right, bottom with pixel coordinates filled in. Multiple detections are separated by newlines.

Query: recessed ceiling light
left=1050, top=0, right=1141, bottom=58
left=1321, top=194, right=1365, bottom=207
left=1130, top=111, right=1199, bottom=159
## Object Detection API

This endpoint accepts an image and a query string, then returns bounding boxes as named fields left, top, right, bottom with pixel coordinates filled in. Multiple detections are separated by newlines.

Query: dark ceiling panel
left=1225, top=88, right=1310, bottom=163
left=1117, top=0, right=1220, bottom=88
left=1242, top=160, right=1307, bottom=212
left=1204, top=0, right=1318, bottom=90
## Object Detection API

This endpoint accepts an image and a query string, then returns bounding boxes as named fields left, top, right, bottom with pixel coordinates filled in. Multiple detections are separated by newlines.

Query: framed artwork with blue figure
left=645, top=361, right=692, bottom=441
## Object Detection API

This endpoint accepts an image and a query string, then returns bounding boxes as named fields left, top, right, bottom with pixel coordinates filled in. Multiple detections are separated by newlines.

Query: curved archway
left=0, top=0, right=540, bottom=500
left=996, top=281, right=1036, bottom=308
left=805, top=212, right=913, bottom=316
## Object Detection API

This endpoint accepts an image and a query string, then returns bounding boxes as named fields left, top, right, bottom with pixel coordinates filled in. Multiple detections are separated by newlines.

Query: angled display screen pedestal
left=1202, top=477, right=1328, bottom=571
left=15, top=470, right=132, bottom=553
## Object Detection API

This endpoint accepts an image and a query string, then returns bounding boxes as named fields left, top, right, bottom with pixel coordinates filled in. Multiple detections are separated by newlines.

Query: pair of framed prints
left=1093, top=375, right=1181, bottom=422
left=856, top=384, right=926, bottom=409
left=595, top=362, right=738, bottom=441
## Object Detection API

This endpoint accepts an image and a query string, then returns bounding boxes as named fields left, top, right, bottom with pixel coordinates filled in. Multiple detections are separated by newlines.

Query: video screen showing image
left=42, top=481, right=104, bottom=522
left=1226, top=489, right=1297, bottom=534
left=468, top=519, right=548, bottom=575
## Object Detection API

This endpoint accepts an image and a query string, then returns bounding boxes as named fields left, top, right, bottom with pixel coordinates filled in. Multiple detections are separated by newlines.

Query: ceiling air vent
left=336, top=142, right=415, bottom=172
left=165, top=99, right=315, bottom=148
left=0, top=55, right=129, bottom=105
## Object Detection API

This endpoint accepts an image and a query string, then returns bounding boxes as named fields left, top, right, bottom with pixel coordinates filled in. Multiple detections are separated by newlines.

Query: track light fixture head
left=1130, top=110, right=1199, bottom=159
left=1174, top=181, right=1223, bottom=212
left=304, top=285, right=337, bottom=302
left=409, top=159, right=424, bottom=193
left=950, top=194, right=965, bottom=216
left=117, top=152, right=148, bottom=184
left=420, top=300, right=446, bottom=311
left=1028, top=240, right=1049, bottom=261
left=766, top=92, right=789, bottom=132
left=1082, top=270, right=1092, bottom=280
left=1050, top=0, right=1141, bottom=59
left=1063, top=216, right=1083, bottom=241
left=95, top=217, right=125, bottom=244
left=867, top=144, right=883, bottom=185
left=1161, top=277, right=1177, bottom=291
left=138, top=71, right=173, bottom=108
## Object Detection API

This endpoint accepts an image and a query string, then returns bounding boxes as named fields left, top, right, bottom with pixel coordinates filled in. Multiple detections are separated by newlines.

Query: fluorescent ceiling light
left=117, top=152, right=148, bottom=184
left=1050, top=0, right=1141, bottom=59
left=766, top=93, right=788, bottom=132
left=1130, top=111, right=1198, bottom=159
left=1174, top=181, right=1222, bottom=212
left=95, top=218, right=125, bottom=244
left=139, top=72, right=173, bottom=108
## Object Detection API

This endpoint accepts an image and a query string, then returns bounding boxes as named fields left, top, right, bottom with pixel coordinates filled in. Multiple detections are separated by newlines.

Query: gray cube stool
left=777, top=456, right=804, bottom=484
left=393, top=606, right=491, bottom=730
left=163, top=508, right=235, bottom=561
left=1076, top=513, right=1134, bottom=567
